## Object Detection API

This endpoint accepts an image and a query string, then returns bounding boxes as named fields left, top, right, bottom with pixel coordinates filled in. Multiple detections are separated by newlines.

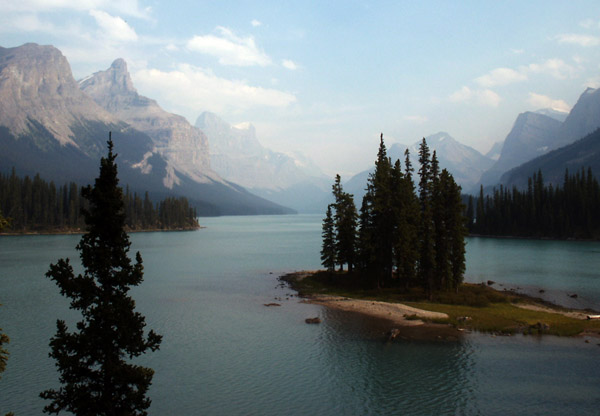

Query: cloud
left=584, top=77, right=600, bottom=89
left=251, top=19, right=262, bottom=27
left=89, top=9, right=138, bottom=42
left=555, top=34, right=600, bottom=47
left=527, top=93, right=571, bottom=113
left=579, top=19, right=597, bottom=29
left=186, top=26, right=271, bottom=66
left=526, top=58, right=576, bottom=79
left=475, top=67, right=527, bottom=87
left=132, top=64, right=296, bottom=118
left=449, top=86, right=501, bottom=107
left=282, top=59, right=298, bottom=70
left=4, top=0, right=152, bottom=19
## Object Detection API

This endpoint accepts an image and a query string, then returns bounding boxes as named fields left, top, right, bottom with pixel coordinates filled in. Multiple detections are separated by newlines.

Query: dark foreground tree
left=41, top=136, right=162, bottom=415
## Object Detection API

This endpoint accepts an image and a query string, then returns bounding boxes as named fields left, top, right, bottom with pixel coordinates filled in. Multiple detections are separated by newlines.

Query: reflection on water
left=1, top=215, right=600, bottom=415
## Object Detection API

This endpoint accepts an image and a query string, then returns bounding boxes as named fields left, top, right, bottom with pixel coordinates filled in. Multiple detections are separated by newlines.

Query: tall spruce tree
left=331, top=175, right=358, bottom=272
left=370, top=135, right=394, bottom=286
left=320, top=204, right=337, bottom=272
left=41, top=135, right=162, bottom=416
left=417, top=139, right=436, bottom=293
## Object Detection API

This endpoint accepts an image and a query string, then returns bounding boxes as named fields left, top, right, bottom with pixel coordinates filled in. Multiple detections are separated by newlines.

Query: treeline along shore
left=0, top=168, right=200, bottom=234
left=465, top=168, right=600, bottom=240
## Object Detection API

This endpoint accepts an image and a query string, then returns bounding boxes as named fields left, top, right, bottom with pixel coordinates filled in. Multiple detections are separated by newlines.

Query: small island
left=293, top=137, right=600, bottom=341
left=281, top=270, right=600, bottom=339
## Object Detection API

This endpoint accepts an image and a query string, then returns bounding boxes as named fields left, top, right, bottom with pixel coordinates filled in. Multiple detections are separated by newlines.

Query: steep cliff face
left=80, top=59, right=216, bottom=186
left=555, top=87, right=600, bottom=148
left=477, top=112, right=563, bottom=189
left=0, top=43, right=116, bottom=151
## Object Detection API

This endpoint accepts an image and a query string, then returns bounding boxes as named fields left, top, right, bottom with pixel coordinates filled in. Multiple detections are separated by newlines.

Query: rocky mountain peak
left=81, top=59, right=214, bottom=184
left=0, top=43, right=114, bottom=146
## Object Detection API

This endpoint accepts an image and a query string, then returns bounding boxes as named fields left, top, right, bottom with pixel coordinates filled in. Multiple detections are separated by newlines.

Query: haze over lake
left=1, top=215, right=600, bottom=415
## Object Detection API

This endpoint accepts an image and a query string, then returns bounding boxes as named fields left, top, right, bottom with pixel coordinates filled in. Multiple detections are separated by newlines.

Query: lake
left=1, top=214, right=600, bottom=415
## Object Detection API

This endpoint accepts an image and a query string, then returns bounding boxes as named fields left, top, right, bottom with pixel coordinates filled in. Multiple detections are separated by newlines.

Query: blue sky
left=2, top=1, right=600, bottom=176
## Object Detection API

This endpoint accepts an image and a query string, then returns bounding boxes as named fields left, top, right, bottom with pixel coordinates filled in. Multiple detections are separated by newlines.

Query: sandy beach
left=305, top=294, right=448, bottom=326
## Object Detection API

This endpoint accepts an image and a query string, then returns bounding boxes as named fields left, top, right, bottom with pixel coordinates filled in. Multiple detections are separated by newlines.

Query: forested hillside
left=467, top=168, right=600, bottom=240
left=0, top=169, right=199, bottom=233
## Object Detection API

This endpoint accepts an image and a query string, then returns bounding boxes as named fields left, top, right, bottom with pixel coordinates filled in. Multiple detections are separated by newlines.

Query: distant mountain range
left=0, top=43, right=293, bottom=215
left=3, top=42, right=600, bottom=213
left=345, top=132, right=494, bottom=202
left=499, top=128, right=600, bottom=189
left=478, top=112, right=563, bottom=189
left=475, top=87, right=600, bottom=193
left=196, top=112, right=331, bottom=213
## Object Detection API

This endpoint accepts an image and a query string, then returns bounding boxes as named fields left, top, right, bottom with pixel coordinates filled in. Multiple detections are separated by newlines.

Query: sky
left=2, top=1, right=600, bottom=177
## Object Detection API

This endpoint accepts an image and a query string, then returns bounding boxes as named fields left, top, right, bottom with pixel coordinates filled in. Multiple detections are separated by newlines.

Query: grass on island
left=282, top=271, right=600, bottom=337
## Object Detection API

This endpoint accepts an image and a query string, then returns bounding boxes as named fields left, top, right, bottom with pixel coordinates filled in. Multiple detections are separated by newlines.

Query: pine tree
left=393, top=152, right=419, bottom=289
left=41, top=135, right=162, bottom=416
left=331, top=175, right=358, bottom=272
left=417, top=138, right=436, bottom=293
left=370, top=134, right=394, bottom=286
left=320, top=204, right=337, bottom=272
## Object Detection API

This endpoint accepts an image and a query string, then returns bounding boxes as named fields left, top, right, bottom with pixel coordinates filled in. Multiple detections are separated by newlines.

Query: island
left=281, top=271, right=600, bottom=340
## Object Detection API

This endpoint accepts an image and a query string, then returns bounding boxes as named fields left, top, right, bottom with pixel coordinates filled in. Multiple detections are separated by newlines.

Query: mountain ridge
left=0, top=43, right=293, bottom=215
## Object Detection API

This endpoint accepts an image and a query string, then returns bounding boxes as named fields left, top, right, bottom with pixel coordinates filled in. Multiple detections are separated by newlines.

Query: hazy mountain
left=0, top=43, right=292, bottom=215
left=79, top=59, right=221, bottom=186
left=196, top=112, right=330, bottom=212
left=535, top=108, right=569, bottom=123
left=485, top=141, right=503, bottom=161
left=499, top=128, right=600, bottom=189
left=346, top=132, right=493, bottom=202
left=477, top=89, right=600, bottom=192
left=477, top=112, right=563, bottom=189
left=554, top=87, right=600, bottom=148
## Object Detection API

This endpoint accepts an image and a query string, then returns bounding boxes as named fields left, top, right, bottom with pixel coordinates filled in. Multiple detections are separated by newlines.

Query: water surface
left=1, top=215, right=599, bottom=415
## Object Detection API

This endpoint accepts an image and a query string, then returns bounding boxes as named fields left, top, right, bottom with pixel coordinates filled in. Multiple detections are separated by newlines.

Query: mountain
left=477, top=112, right=563, bottom=189
left=534, top=108, right=569, bottom=122
left=345, top=132, right=493, bottom=202
left=195, top=112, right=330, bottom=212
left=477, top=89, right=600, bottom=191
left=0, top=43, right=292, bottom=215
left=499, top=128, right=600, bottom=189
left=485, top=141, right=503, bottom=161
left=79, top=59, right=217, bottom=185
left=553, top=87, right=600, bottom=148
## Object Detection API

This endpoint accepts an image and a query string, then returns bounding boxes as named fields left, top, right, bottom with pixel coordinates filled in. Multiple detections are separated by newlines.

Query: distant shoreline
left=468, top=233, right=600, bottom=243
left=0, top=225, right=203, bottom=236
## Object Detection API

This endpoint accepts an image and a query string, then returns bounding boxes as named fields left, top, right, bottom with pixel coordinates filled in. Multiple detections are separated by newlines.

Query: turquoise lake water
left=1, top=214, right=600, bottom=415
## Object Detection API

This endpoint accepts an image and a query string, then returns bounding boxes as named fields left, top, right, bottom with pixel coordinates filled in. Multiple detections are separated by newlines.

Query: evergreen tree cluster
left=467, top=168, right=600, bottom=239
left=0, top=169, right=199, bottom=232
left=321, top=136, right=467, bottom=293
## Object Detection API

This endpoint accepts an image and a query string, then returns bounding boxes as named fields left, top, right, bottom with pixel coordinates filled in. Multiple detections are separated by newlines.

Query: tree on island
left=41, top=135, right=162, bottom=416
left=321, top=135, right=466, bottom=293
left=331, top=174, right=358, bottom=272
left=320, top=204, right=337, bottom=272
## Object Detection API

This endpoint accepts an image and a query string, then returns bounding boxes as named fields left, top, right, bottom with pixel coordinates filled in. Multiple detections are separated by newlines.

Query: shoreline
left=303, top=293, right=464, bottom=341
left=0, top=225, right=203, bottom=236
left=281, top=271, right=600, bottom=340
left=284, top=271, right=464, bottom=341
